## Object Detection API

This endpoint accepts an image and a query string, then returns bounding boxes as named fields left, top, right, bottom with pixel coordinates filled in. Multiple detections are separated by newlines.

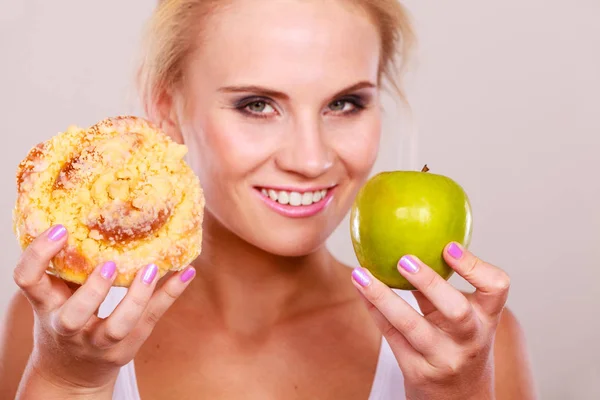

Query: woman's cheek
left=335, top=120, right=381, bottom=176
left=205, top=116, right=282, bottom=168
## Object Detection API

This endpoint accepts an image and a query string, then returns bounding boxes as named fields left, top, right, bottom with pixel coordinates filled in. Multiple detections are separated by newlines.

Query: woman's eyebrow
left=218, top=85, right=289, bottom=99
left=334, top=81, right=377, bottom=96
left=217, top=81, right=376, bottom=99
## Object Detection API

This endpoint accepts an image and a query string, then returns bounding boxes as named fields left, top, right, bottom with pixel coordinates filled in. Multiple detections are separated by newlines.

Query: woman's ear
left=150, top=90, right=185, bottom=144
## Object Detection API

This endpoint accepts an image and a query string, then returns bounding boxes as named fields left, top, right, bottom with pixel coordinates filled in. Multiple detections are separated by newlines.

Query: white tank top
left=98, top=286, right=421, bottom=399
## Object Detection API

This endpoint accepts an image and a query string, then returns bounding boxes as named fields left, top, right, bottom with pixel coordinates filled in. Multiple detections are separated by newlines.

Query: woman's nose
left=274, top=119, right=334, bottom=179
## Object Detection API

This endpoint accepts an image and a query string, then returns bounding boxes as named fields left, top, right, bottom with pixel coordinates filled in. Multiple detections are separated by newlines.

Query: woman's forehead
left=186, top=0, right=381, bottom=90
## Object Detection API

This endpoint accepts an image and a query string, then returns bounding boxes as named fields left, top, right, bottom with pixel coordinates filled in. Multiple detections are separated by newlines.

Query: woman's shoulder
left=493, top=306, right=538, bottom=398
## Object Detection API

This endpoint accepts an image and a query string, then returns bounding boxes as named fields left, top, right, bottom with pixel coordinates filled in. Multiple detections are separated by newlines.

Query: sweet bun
left=13, top=116, right=204, bottom=287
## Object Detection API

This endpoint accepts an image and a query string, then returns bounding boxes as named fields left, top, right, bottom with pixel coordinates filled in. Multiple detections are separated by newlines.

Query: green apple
left=350, top=165, right=473, bottom=290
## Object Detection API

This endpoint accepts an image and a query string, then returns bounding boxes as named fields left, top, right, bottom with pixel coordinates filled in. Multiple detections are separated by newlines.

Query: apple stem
left=421, top=164, right=430, bottom=172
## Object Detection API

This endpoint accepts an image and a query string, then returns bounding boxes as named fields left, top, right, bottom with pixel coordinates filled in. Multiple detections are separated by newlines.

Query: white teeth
left=289, top=192, right=302, bottom=206
left=301, top=192, right=313, bottom=205
left=277, top=191, right=290, bottom=205
left=268, top=189, right=278, bottom=201
left=261, top=187, right=330, bottom=207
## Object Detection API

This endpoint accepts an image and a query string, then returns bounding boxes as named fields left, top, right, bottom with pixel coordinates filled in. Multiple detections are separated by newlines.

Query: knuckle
left=127, top=326, right=150, bottom=346
left=53, top=312, right=80, bottom=336
left=465, top=345, right=482, bottom=361
left=440, top=357, right=463, bottom=379
left=368, top=286, right=387, bottom=305
left=129, top=294, right=149, bottom=311
left=25, top=245, right=45, bottom=264
left=143, top=309, right=162, bottom=328
left=466, top=256, right=483, bottom=276
left=13, top=245, right=52, bottom=289
left=13, top=266, right=34, bottom=289
left=457, top=323, right=479, bottom=342
left=162, top=286, right=180, bottom=302
left=85, top=285, right=107, bottom=305
left=103, top=326, right=126, bottom=344
left=364, top=299, right=377, bottom=312
left=398, top=317, right=419, bottom=335
left=382, top=322, right=399, bottom=341
left=423, top=273, right=440, bottom=293
left=491, top=271, right=511, bottom=293
left=445, top=364, right=461, bottom=378
left=90, top=336, right=109, bottom=350
left=448, top=301, right=473, bottom=325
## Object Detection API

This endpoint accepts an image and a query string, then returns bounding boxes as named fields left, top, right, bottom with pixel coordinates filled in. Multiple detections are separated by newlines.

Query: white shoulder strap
left=368, top=289, right=421, bottom=400
left=97, top=288, right=142, bottom=399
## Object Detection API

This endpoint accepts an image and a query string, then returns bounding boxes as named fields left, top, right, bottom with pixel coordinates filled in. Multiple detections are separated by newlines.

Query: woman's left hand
left=351, top=242, right=510, bottom=400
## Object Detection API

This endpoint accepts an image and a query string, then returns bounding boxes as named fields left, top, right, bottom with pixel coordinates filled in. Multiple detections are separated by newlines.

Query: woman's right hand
left=13, top=224, right=196, bottom=395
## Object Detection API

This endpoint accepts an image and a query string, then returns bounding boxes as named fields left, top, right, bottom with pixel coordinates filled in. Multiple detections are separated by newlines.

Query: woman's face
left=174, top=0, right=382, bottom=256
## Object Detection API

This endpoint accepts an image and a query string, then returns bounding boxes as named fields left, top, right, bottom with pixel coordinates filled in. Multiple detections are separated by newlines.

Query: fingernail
left=398, top=256, right=420, bottom=273
left=100, top=261, right=116, bottom=280
left=142, top=264, right=158, bottom=284
left=180, top=267, right=196, bottom=283
left=448, top=242, right=463, bottom=259
left=352, top=267, right=372, bottom=287
left=48, top=225, right=67, bottom=241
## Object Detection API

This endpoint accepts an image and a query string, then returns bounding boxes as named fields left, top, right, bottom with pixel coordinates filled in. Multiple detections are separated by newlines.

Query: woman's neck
left=179, top=212, right=354, bottom=337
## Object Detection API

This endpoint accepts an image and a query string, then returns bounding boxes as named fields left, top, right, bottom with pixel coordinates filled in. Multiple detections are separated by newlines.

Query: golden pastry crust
left=13, top=116, right=204, bottom=287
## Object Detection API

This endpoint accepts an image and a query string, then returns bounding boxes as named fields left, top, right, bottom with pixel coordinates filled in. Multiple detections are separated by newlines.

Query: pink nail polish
left=100, top=261, right=116, bottom=280
left=142, top=264, right=158, bottom=284
left=398, top=256, right=419, bottom=273
left=48, top=225, right=67, bottom=241
left=352, top=267, right=371, bottom=287
left=448, top=242, right=463, bottom=259
left=180, top=267, right=196, bottom=283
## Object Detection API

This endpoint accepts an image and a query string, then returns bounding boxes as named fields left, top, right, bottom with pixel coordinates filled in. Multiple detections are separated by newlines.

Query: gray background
left=1, top=1, right=599, bottom=399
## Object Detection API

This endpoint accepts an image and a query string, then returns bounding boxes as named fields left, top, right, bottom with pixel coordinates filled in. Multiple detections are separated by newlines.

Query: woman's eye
left=246, top=101, right=275, bottom=114
left=328, top=100, right=355, bottom=113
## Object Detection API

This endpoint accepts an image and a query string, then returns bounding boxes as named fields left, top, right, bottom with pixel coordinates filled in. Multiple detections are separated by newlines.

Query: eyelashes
left=328, top=95, right=368, bottom=114
left=233, top=94, right=369, bottom=119
left=234, top=97, right=277, bottom=119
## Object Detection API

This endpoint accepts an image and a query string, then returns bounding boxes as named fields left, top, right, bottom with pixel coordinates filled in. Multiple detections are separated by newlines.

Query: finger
left=351, top=267, right=440, bottom=356
left=51, top=261, right=117, bottom=336
left=443, top=242, right=510, bottom=316
left=355, top=290, right=422, bottom=369
left=412, top=291, right=436, bottom=316
left=13, top=225, right=70, bottom=311
left=133, top=266, right=196, bottom=341
left=92, top=263, right=160, bottom=348
left=396, top=255, right=478, bottom=336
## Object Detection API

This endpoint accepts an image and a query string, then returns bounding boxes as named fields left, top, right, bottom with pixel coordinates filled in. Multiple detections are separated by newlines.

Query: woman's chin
left=244, top=230, right=334, bottom=258
left=202, top=208, right=343, bottom=257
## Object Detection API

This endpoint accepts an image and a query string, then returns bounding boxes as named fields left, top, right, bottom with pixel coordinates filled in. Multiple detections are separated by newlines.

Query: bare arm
left=0, top=291, right=34, bottom=400
left=493, top=307, right=538, bottom=400
left=3, top=225, right=196, bottom=400
left=355, top=243, right=536, bottom=400
left=1, top=290, right=112, bottom=400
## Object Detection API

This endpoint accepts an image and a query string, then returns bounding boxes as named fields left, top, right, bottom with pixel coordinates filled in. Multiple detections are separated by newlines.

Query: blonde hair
left=137, top=0, right=416, bottom=119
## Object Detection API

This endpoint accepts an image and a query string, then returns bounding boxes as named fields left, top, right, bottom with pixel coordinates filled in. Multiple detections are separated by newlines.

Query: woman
left=0, top=0, right=537, bottom=399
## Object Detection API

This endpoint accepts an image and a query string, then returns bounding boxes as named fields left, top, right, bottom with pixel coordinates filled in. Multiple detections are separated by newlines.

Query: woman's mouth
left=254, top=186, right=336, bottom=218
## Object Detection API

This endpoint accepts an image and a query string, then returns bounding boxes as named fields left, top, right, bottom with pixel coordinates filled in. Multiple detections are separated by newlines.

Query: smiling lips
left=256, top=186, right=335, bottom=218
